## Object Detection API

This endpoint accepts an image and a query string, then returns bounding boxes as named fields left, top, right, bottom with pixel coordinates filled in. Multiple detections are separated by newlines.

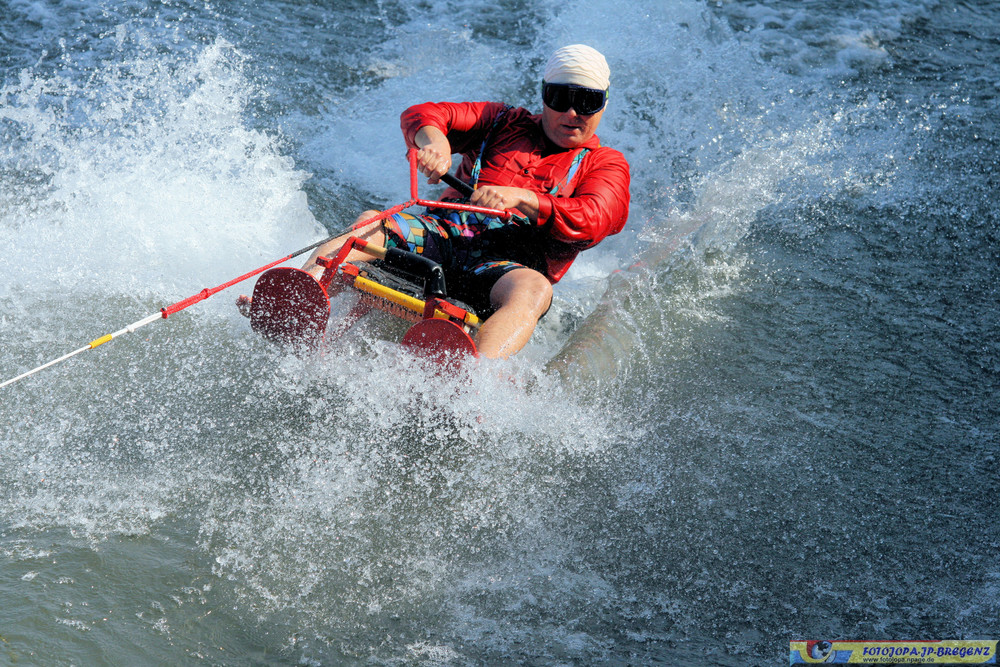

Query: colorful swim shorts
left=381, top=207, right=538, bottom=316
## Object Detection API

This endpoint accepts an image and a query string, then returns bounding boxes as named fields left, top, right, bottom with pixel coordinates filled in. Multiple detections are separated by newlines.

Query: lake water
left=1, top=0, right=998, bottom=664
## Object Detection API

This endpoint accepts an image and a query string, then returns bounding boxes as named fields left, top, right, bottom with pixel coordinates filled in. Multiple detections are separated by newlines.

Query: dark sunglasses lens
left=543, top=84, right=572, bottom=112
left=575, top=89, right=606, bottom=114
left=543, top=84, right=605, bottom=114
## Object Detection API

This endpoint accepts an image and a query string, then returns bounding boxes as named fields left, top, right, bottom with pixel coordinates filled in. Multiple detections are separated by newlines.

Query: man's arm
left=412, top=126, right=452, bottom=184
left=468, top=185, right=540, bottom=223
left=539, top=149, right=630, bottom=245
left=413, top=125, right=540, bottom=220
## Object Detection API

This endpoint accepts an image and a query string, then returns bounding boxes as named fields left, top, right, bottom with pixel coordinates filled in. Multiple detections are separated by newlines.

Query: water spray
left=1, top=154, right=490, bottom=390
left=0, top=230, right=351, bottom=390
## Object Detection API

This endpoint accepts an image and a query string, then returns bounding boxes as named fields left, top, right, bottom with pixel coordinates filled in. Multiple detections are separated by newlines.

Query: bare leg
left=301, top=211, right=387, bottom=279
left=475, top=268, right=553, bottom=359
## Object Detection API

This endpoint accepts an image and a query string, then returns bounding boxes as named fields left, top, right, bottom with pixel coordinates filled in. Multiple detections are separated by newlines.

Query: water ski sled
left=240, top=236, right=481, bottom=360
left=237, top=153, right=522, bottom=362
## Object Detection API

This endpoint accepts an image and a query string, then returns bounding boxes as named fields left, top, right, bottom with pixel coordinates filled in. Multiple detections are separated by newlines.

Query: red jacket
left=401, top=101, right=630, bottom=282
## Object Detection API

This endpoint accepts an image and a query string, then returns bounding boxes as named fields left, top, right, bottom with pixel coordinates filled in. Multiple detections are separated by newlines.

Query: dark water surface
left=2, top=0, right=997, bottom=664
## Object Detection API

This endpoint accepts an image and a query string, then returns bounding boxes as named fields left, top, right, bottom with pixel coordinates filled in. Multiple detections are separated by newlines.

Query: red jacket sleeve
left=537, top=147, right=630, bottom=249
left=400, top=101, right=509, bottom=155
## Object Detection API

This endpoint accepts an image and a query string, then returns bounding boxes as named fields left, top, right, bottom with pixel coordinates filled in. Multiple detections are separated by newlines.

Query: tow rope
left=0, top=231, right=348, bottom=390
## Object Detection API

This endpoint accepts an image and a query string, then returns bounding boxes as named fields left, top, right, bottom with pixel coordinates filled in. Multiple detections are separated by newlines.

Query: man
left=304, top=44, right=630, bottom=358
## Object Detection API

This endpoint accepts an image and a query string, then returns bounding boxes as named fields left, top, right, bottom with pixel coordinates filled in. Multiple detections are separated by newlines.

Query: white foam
left=0, top=36, right=323, bottom=303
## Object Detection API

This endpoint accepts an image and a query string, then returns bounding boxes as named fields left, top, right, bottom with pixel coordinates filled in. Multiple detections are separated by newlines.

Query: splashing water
left=2, top=1, right=998, bottom=665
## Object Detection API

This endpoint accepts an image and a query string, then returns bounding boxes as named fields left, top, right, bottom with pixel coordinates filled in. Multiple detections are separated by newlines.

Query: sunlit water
left=2, top=1, right=998, bottom=664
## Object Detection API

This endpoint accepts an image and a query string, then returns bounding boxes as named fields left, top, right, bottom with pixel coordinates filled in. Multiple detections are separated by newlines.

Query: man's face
left=541, top=104, right=604, bottom=149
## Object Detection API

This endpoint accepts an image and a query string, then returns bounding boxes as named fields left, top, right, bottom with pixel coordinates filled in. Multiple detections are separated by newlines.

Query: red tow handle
left=406, top=149, right=513, bottom=221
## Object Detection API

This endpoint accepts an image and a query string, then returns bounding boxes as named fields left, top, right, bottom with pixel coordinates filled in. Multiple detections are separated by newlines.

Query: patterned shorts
left=381, top=208, right=537, bottom=316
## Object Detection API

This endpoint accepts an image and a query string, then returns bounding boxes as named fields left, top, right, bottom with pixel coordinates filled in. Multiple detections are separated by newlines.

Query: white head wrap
left=543, top=44, right=611, bottom=91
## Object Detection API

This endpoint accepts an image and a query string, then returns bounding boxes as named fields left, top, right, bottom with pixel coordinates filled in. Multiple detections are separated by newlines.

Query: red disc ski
left=401, top=319, right=478, bottom=362
left=250, top=268, right=330, bottom=349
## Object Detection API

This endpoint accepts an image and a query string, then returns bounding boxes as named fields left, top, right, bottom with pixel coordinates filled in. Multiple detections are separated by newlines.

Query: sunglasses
left=541, top=82, right=608, bottom=115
